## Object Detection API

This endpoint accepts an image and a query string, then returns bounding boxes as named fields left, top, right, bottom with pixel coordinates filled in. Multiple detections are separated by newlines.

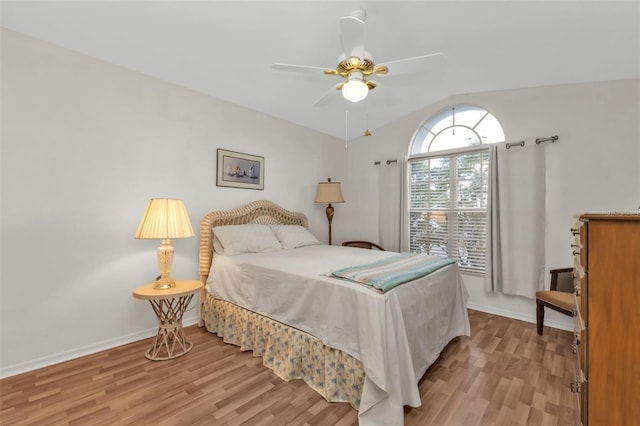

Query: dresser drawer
left=573, top=303, right=585, bottom=335
left=579, top=226, right=589, bottom=327
left=573, top=293, right=584, bottom=328
left=570, top=359, right=584, bottom=425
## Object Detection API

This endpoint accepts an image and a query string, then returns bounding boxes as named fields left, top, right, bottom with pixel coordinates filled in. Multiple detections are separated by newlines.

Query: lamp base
left=326, top=204, right=334, bottom=246
left=153, top=279, right=176, bottom=290
left=155, top=239, right=175, bottom=290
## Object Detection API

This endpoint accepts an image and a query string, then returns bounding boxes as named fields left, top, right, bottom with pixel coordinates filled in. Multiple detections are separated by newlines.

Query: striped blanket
left=331, top=253, right=456, bottom=293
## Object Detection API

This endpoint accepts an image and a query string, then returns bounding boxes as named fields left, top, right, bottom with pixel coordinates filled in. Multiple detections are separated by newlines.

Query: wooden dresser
left=571, top=213, right=640, bottom=425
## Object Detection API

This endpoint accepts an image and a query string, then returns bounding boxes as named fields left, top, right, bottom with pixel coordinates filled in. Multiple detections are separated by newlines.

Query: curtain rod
left=375, top=135, right=560, bottom=159
left=535, top=135, right=559, bottom=144
left=505, top=141, right=525, bottom=149
left=506, top=135, right=559, bottom=149
left=373, top=159, right=398, bottom=165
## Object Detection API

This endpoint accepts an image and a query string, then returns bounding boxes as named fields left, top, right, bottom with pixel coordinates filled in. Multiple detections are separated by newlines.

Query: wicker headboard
left=199, top=200, right=309, bottom=280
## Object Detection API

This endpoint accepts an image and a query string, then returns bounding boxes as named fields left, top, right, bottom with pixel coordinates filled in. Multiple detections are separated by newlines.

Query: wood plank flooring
left=0, top=310, right=575, bottom=425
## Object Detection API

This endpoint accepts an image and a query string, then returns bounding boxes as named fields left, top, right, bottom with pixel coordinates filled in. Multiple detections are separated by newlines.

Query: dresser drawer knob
left=572, top=343, right=578, bottom=354
left=570, top=228, right=581, bottom=236
left=570, top=381, right=581, bottom=393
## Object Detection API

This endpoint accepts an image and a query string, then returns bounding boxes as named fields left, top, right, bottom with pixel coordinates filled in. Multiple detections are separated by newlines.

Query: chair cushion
left=536, top=290, right=575, bottom=311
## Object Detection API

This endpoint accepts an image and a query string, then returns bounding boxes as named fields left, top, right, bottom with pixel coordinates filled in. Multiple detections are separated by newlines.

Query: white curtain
left=485, top=143, right=546, bottom=298
left=378, top=158, right=408, bottom=252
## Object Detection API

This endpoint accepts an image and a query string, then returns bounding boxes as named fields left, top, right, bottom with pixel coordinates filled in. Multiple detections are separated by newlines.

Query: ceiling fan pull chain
left=345, top=109, right=349, bottom=148
left=364, top=111, right=371, bottom=137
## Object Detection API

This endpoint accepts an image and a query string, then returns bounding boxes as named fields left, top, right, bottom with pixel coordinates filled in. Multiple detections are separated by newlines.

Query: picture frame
left=216, top=149, right=264, bottom=190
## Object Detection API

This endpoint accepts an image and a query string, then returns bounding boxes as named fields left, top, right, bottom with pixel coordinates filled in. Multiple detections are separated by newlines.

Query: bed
left=198, top=200, right=470, bottom=426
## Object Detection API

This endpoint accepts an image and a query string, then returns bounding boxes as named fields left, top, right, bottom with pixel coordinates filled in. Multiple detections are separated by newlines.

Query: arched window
left=407, top=105, right=504, bottom=273
left=411, top=105, right=504, bottom=154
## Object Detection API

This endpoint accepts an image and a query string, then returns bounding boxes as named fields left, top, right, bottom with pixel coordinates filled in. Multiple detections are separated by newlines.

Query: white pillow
left=213, top=235, right=225, bottom=254
left=212, top=224, right=282, bottom=256
left=269, top=225, right=322, bottom=249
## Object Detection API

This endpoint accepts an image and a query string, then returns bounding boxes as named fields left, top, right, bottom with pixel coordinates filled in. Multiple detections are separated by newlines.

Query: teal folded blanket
left=331, top=253, right=456, bottom=293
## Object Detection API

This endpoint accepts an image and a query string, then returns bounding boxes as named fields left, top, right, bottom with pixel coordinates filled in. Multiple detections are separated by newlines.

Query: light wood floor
left=0, top=310, right=575, bottom=425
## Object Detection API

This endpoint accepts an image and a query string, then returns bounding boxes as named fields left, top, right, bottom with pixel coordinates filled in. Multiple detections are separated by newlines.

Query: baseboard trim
left=2, top=305, right=569, bottom=379
left=467, top=301, right=573, bottom=332
left=0, top=315, right=199, bottom=379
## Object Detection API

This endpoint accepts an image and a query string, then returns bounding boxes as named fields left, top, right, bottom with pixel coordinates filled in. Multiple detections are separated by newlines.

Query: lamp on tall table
left=314, top=178, right=345, bottom=245
left=135, top=198, right=194, bottom=290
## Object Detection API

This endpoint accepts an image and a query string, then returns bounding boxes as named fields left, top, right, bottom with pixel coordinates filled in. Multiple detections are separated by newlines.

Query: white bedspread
left=206, top=245, right=470, bottom=426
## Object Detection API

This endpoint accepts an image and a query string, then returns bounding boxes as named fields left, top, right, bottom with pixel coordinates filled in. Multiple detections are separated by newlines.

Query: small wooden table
left=133, top=279, right=203, bottom=361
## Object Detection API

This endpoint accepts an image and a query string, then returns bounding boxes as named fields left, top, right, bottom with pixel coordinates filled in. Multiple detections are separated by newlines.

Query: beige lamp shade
left=314, top=181, right=345, bottom=204
left=135, top=198, right=194, bottom=239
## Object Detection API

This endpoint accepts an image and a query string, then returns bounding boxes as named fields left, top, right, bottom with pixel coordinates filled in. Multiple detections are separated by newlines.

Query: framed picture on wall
left=216, top=149, right=264, bottom=190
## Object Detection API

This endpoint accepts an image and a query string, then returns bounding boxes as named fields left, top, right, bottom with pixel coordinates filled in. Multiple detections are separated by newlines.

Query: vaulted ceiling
left=2, top=1, right=639, bottom=141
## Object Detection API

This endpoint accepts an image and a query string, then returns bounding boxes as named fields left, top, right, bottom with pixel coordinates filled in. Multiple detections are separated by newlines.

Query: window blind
left=408, top=149, right=489, bottom=273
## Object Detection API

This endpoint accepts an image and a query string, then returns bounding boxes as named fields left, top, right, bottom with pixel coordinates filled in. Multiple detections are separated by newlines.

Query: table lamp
left=135, top=198, right=194, bottom=290
left=314, top=178, right=345, bottom=245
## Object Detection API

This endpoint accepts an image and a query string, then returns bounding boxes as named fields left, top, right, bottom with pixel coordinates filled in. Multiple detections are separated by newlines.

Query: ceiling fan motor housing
left=337, top=57, right=376, bottom=77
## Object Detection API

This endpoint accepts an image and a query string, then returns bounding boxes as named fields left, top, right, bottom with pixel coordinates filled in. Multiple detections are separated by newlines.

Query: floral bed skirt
left=201, top=294, right=365, bottom=409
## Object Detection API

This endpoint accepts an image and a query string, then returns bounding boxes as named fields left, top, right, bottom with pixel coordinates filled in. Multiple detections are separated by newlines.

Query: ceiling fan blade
left=339, top=13, right=365, bottom=60
left=377, top=52, right=444, bottom=76
left=272, top=63, right=334, bottom=75
left=314, top=84, right=343, bottom=107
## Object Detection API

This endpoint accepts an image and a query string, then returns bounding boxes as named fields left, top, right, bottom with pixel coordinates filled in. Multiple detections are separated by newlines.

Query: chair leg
left=536, top=301, right=544, bottom=336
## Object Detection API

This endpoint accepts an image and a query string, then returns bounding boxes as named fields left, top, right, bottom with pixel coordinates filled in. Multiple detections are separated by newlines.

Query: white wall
left=0, top=30, right=347, bottom=377
left=344, top=79, right=640, bottom=327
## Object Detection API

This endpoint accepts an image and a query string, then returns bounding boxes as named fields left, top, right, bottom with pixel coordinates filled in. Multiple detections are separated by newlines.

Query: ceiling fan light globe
left=342, top=78, right=368, bottom=102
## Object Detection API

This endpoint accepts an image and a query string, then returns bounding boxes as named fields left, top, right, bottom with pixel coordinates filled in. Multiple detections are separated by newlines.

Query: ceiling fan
left=272, top=8, right=443, bottom=106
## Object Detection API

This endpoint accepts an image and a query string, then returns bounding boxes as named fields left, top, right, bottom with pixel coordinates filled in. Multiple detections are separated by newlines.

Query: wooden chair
left=535, top=267, right=575, bottom=335
left=341, top=240, right=385, bottom=251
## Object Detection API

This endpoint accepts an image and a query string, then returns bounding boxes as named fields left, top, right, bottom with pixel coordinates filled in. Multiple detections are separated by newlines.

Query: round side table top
left=133, top=279, right=203, bottom=300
